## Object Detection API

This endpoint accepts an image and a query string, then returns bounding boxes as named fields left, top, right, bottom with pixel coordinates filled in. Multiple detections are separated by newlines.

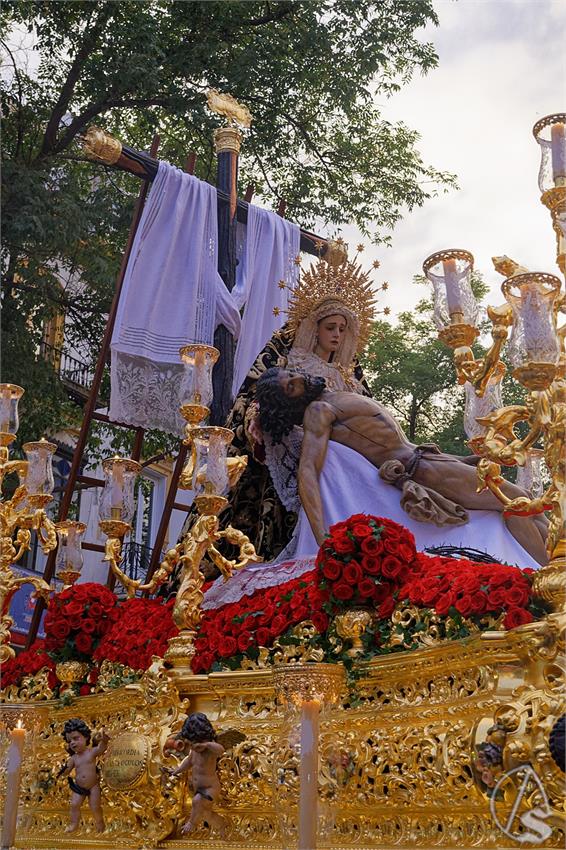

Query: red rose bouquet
left=93, top=597, right=179, bottom=671
left=191, top=570, right=329, bottom=673
left=0, top=642, right=55, bottom=690
left=316, top=514, right=417, bottom=615
left=398, top=553, right=544, bottom=629
left=43, top=582, right=119, bottom=662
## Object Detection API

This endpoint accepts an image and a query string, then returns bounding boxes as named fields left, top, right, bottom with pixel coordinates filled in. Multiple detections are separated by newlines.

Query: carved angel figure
left=162, top=712, right=245, bottom=837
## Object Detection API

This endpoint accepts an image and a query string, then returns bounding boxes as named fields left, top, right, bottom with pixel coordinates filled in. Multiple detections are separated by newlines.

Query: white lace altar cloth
left=203, top=441, right=540, bottom=610
left=110, top=162, right=240, bottom=434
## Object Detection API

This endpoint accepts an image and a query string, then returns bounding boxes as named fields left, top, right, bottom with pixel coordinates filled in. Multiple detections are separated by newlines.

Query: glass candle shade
left=533, top=113, right=566, bottom=191
left=190, top=427, right=233, bottom=496
left=179, top=345, right=219, bottom=409
left=464, top=376, right=503, bottom=453
left=55, top=520, right=86, bottom=573
left=515, top=449, right=545, bottom=499
left=22, top=439, right=56, bottom=497
left=422, top=250, right=478, bottom=329
left=503, top=273, right=561, bottom=381
left=99, top=457, right=141, bottom=524
left=0, top=384, right=24, bottom=439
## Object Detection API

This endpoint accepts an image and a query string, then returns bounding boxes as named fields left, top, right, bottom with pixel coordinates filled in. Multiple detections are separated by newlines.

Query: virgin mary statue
left=220, top=250, right=377, bottom=563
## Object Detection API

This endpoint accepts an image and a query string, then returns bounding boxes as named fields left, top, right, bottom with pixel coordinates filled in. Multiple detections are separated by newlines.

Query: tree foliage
left=360, top=274, right=522, bottom=456
left=1, top=0, right=456, bottom=450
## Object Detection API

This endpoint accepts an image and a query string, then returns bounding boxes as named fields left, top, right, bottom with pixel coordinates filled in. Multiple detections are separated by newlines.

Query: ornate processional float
left=0, top=108, right=565, bottom=850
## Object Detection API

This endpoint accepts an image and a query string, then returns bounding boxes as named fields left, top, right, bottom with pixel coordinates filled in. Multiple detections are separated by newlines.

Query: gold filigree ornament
left=335, top=609, right=372, bottom=657
left=55, top=660, right=91, bottom=685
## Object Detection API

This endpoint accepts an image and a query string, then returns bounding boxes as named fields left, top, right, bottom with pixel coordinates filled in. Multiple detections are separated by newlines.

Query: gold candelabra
left=0, top=385, right=55, bottom=662
left=424, top=112, right=566, bottom=612
left=98, top=344, right=259, bottom=662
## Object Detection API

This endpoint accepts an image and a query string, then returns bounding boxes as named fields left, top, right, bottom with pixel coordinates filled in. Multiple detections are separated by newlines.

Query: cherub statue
left=162, top=712, right=245, bottom=837
left=57, top=718, right=109, bottom=833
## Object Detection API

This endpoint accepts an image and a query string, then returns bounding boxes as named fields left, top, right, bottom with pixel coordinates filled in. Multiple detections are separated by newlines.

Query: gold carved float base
left=3, top=617, right=565, bottom=850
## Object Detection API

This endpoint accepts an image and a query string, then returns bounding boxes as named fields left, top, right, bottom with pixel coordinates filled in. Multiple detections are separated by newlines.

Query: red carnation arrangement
left=93, top=597, right=179, bottom=671
left=316, top=514, right=417, bottom=617
left=43, top=582, right=119, bottom=662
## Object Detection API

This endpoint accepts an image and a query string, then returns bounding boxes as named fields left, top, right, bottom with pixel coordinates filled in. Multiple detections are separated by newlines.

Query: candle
left=442, top=258, right=462, bottom=318
left=110, top=461, right=124, bottom=518
left=1, top=720, right=26, bottom=850
left=551, top=122, right=566, bottom=186
left=298, top=699, right=320, bottom=850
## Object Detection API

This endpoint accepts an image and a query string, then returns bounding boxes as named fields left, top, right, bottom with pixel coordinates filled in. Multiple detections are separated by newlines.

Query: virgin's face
left=316, top=314, right=347, bottom=357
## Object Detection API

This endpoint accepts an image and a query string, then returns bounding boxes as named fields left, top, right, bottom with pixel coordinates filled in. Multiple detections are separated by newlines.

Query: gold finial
left=206, top=89, right=253, bottom=129
left=492, top=256, right=530, bottom=278
left=80, top=126, right=122, bottom=165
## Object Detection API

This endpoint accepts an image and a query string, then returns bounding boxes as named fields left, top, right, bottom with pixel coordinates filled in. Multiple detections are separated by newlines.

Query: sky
left=344, top=0, right=566, bottom=318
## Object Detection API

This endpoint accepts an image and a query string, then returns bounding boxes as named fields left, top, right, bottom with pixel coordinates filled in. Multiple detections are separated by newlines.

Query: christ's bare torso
left=297, top=389, right=548, bottom=564
left=318, top=391, right=414, bottom=465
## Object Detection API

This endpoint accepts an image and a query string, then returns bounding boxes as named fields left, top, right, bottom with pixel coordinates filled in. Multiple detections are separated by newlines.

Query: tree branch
left=0, top=39, right=24, bottom=158
left=39, top=4, right=114, bottom=157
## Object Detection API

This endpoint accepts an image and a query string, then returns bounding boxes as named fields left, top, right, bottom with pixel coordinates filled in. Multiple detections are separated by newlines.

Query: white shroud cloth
left=204, top=441, right=540, bottom=610
left=109, top=162, right=241, bottom=434
left=231, top=205, right=300, bottom=396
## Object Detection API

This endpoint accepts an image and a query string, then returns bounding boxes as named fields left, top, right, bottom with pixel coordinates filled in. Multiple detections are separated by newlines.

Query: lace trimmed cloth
left=109, top=162, right=240, bottom=434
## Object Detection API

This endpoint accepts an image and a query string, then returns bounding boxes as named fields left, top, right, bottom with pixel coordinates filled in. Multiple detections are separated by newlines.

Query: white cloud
left=355, top=0, right=566, bottom=318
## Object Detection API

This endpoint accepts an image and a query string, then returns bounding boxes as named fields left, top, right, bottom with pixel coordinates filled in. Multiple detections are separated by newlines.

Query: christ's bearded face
left=256, top=368, right=326, bottom=444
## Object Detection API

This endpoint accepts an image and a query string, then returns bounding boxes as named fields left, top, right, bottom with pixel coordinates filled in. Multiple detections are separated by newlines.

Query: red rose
left=311, top=612, right=329, bottom=633
left=454, top=594, right=473, bottom=617
left=333, top=582, right=354, bottom=601
left=51, top=620, right=71, bottom=640
left=255, top=627, right=272, bottom=647
left=377, top=597, right=395, bottom=619
left=218, top=636, right=238, bottom=657
left=361, top=536, right=384, bottom=556
left=258, top=604, right=277, bottom=625
left=469, top=591, right=488, bottom=616
left=343, top=561, right=363, bottom=585
left=333, top=533, right=356, bottom=555
left=351, top=523, right=373, bottom=539
left=88, top=603, right=103, bottom=619
left=503, top=608, right=533, bottom=629
left=503, top=586, right=530, bottom=607
left=47, top=670, right=59, bottom=690
left=88, top=668, right=99, bottom=684
left=361, top=554, right=382, bottom=575
left=358, top=578, right=377, bottom=598
left=487, top=588, right=506, bottom=608
left=322, top=559, right=342, bottom=581
left=79, top=685, right=91, bottom=696
left=435, top=591, right=457, bottom=616
left=74, top=633, right=92, bottom=654
left=381, top=556, right=403, bottom=579
left=421, top=586, right=439, bottom=606
left=292, top=604, right=310, bottom=622
left=237, top=632, right=253, bottom=653
left=81, top=618, right=97, bottom=634
left=64, top=600, right=84, bottom=617
left=397, top=541, right=416, bottom=563
left=270, top=614, right=288, bottom=636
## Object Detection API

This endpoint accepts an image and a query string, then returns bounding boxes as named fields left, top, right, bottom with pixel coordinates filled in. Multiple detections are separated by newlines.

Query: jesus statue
left=255, top=368, right=548, bottom=566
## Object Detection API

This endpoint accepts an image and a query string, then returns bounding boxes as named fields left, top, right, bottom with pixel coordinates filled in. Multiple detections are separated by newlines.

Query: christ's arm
left=299, top=400, right=337, bottom=545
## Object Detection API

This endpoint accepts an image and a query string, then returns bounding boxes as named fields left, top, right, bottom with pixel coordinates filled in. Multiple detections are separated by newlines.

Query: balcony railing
left=121, top=541, right=159, bottom=583
left=40, top=342, right=95, bottom=391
